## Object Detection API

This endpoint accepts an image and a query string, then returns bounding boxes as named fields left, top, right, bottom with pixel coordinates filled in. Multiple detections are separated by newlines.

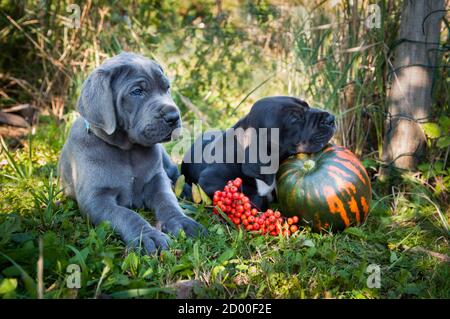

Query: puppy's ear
left=78, top=69, right=116, bottom=135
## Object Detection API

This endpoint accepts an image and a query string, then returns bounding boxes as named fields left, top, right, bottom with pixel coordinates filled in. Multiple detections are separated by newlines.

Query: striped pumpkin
left=276, top=144, right=371, bottom=232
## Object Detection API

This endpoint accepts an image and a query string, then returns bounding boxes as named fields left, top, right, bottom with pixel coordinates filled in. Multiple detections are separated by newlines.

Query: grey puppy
left=58, top=52, right=205, bottom=254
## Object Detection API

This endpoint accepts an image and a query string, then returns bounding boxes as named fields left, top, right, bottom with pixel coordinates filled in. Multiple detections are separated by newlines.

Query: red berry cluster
left=212, top=178, right=300, bottom=236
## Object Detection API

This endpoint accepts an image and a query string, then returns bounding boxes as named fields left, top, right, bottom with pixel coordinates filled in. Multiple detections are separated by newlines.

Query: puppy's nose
left=322, top=113, right=335, bottom=126
left=161, top=105, right=180, bottom=124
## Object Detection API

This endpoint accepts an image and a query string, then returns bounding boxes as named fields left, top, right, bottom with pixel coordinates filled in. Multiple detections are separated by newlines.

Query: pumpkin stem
left=301, top=159, right=316, bottom=173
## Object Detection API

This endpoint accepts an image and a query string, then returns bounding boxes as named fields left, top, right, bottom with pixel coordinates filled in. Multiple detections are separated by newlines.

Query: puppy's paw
left=161, top=215, right=207, bottom=238
left=128, top=228, right=170, bottom=255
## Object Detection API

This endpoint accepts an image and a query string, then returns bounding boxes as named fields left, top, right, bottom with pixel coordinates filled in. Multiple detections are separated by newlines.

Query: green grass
left=0, top=117, right=448, bottom=299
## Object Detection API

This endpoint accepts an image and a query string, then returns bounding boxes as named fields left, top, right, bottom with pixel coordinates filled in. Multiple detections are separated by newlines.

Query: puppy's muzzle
left=320, top=113, right=335, bottom=128
left=161, top=105, right=181, bottom=127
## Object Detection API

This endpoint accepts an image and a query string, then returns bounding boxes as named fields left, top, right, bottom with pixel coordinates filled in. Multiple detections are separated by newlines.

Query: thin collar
left=84, top=119, right=91, bottom=133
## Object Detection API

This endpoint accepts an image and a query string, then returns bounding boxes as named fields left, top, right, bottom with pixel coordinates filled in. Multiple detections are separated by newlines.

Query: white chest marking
left=255, top=178, right=276, bottom=197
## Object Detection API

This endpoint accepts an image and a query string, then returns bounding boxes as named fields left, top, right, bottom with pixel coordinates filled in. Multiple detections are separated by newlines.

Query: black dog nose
left=161, top=106, right=180, bottom=124
left=322, top=113, right=335, bottom=126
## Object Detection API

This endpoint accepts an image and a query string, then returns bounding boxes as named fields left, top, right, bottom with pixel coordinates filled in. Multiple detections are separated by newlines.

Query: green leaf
left=0, top=214, right=21, bottom=245
left=0, top=252, right=36, bottom=298
left=434, top=161, right=444, bottom=172
left=122, top=252, right=140, bottom=276
left=198, top=184, right=212, bottom=205
left=140, top=267, right=153, bottom=279
left=218, top=248, right=235, bottom=263
left=438, top=115, right=450, bottom=132
left=66, top=245, right=88, bottom=271
left=192, top=242, right=200, bottom=268
left=211, top=265, right=225, bottom=279
left=0, top=278, right=17, bottom=295
left=436, top=136, right=450, bottom=148
left=302, top=239, right=315, bottom=248
left=191, top=184, right=202, bottom=204
left=174, top=175, right=185, bottom=197
left=2, top=265, right=21, bottom=277
left=417, top=163, right=431, bottom=172
left=171, top=262, right=193, bottom=275
left=422, top=123, right=441, bottom=139
left=110, top=273, right=130, bottom=286
left=403, top=284, right=423, bottom=296
left=216, top=207, right=235, bottom=227
left=389, top=251, right=398, bottom=263
left=362, top=158, right=377, bottom=169
left=95, top=258, right=112, bottom=297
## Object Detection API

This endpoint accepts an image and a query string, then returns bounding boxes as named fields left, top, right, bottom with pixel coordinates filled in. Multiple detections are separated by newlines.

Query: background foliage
left=0, top=0, right=449, bottom=298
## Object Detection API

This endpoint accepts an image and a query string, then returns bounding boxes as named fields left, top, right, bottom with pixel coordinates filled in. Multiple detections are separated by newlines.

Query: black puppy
left=181, top=96, right=335, bottom=209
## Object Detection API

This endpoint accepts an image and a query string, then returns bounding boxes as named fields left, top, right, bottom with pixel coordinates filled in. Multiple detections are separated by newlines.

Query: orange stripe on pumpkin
left=334, top=158, right=366, bottom=185
left=360, top=196, right=369, bottom=217
left=329, top=165, right=352, bottom=178
left=322, top=146, right=335, bottom=153
left=323, top=186, right=350, bottom=227
left=335, top=151, right=370, bottom=183
left=348, top=196, right=360, bottom=224
left=328, top=171, right=356, bottom=195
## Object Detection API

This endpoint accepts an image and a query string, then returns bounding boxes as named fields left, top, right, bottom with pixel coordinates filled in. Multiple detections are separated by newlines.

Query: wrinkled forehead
left=101, top=53, right=164, bottom=81
left=254, top=96, right=309, bottom=111
left=122, top=53, right=162, bottom=73
left=306, top=107, right=327, bottom=115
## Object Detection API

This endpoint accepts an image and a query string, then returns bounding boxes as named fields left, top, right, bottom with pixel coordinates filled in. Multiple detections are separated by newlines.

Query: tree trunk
left=381, top=0, right=445, bottom=173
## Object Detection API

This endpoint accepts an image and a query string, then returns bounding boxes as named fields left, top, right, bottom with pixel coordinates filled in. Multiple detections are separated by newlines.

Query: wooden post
left=381, top=0, right=445, bottom=173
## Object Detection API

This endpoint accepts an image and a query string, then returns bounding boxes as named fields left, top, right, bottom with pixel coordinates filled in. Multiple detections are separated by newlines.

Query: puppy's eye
left=130, top=88, right=144, bottom=96
left=162, top=79, right=170, bottom=92
left=290, top=116, right=298, bottom=124
left=298, top=113, right=305, bottom=122
left=290, top=113, right=305, bottom=124
left=162, top=83, right=170, bottom=92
